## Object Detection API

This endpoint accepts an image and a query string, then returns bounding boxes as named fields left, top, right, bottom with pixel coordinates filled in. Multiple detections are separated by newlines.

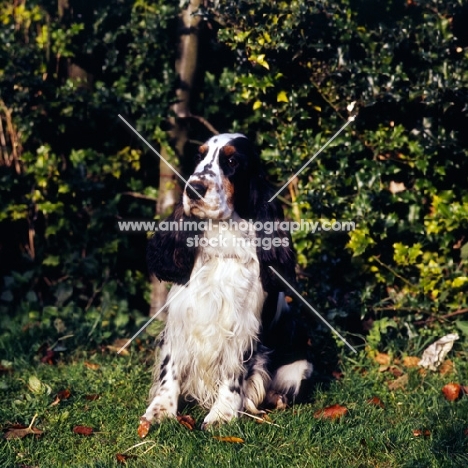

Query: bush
left=1, top=0, right=467, bottom=351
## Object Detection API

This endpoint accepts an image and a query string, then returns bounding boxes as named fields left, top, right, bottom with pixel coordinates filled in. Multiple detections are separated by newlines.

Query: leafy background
left=1, top=0, right=467, bottom=356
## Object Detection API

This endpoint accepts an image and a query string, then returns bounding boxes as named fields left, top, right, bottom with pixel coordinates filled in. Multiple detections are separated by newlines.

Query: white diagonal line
left=118, top=114, right=204, bottom=200
left=117, top=267, right=206, bottom=354
left=268, top=116, right=356, bottom=203
left=268, top=266, right=358, bottom=353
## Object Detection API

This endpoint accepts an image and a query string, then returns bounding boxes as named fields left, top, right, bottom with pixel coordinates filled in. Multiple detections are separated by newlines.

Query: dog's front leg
left=141, top=352, right=179, bottom=429
left=201, top=377, right=243, bottom=430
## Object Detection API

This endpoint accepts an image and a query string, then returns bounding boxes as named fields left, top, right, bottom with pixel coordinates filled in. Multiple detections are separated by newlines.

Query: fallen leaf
left=442, top=383, right=461, bottom=402
left=57, top=389, right=71, bottom=400
left=84, top=361, right=100, bottom=371
left=213, top=436, right=245, bottom=443
left=388, top=366, right=404, bottom=378
left=177, top=414, right=196, bottom=431
left=403, top=356, right=420, bottom=368
left=374, top=353, right=391, bottom=366
left=137, top=417, right=151, bottom=438
left=116, top=453, right=137, bottom=464
left=254, top=413, right=272, bottom=424
left=85, top=394, right=100, bottom=401
left=439, top=360, right=454, bottom=376
left=28, top=376, right=43, bottom=394
left=413, top=429, right=431, bottom=437
left=73, top=425, right=93, bottom=436
left=367, top=396, right=385, bottom=408
left=314, top=404, right=348, bottom=420
left=331, top=371, right=343, bottom=380
left=387, top=374, right=408, bottom=391
left=3, top=425, right=43, bottom=440
left=464, top=428, right=468, bottom=437
left=106, top=339, right=130, bottom=356
left=40, top=349, right=56, bottom=365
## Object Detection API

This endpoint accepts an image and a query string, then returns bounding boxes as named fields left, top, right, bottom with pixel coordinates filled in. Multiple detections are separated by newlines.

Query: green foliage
left=0, top=0, right=467, bottom=351
left=206, top=0, right=468, bottom=346
left=0, top=0, right=178, bottom=342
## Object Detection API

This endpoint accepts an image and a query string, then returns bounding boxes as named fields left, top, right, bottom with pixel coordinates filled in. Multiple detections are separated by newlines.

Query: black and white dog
left=141, top=133, right=312, bottom=431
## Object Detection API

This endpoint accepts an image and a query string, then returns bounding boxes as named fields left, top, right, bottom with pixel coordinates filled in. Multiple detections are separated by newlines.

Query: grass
left=1, top=324, right=468, bottom=468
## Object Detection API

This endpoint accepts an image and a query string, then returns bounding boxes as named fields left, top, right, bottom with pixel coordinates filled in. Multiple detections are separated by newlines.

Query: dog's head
left=183, top=133, right=261, bottom=220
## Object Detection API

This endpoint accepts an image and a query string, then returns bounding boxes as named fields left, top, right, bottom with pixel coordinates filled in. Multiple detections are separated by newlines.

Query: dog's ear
left=227, top=137, right=296, bottom=292
left=146, top=204, right=200, bottom=284
left=242, top=172, right=296, bottom=292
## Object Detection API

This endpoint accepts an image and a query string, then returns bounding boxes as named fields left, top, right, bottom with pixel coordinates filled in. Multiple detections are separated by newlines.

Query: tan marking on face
left=199, top=145, right=208, bottom=155
left=222, top=145, right=236, bottom=156
left=221, top=177, right=235, bottom=213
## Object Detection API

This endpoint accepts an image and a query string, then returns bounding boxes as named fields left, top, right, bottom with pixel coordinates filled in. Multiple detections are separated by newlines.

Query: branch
left=121, top=191, right=159, bottom=202
left=184, top=113, right=219, bottom=135
left=414, top=308, right=468, bottom=326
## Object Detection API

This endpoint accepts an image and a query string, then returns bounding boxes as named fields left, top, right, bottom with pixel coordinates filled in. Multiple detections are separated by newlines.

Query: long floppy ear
left=248, top=176, right=297, bottom=293
left=146, top=204, right=200, bottom=284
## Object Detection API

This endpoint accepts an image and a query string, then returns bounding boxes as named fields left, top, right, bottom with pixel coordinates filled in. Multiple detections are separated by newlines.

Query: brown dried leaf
left=57, top=388, right=71, bottom=400
left=385, top=366, right=404, bottom=378
left=4, top=426, right=43, bottom=440
left=137, top=417, right=151, bottom=439
left=73, top=425, right=93, bottom=436
left=106, top=339, right=130, bottom=356
left=403, top=356, right=421, bottom=368
left=367, top=396, right=385, bottom=408
left=83, top=361, right=100, bottom=371
left=374, top=353, right=391, bottom=366
left=439, top=360, right=454, bottom=376
left=177, top=414, right=196, bottom=431
left=116, top=453, right=137, bottom=464
left=85, top=394, right=100, bottom=401
left=213, top=436, right=245, bottom=443
left=314, top=404, right=348, bottom=420
left=387, top=374, right=408, bottom=391
left=413, top=429, right=431, bottom=437
left=40, top=349, right=56, bottom=365
left=442, top=383, right=461, bottom=402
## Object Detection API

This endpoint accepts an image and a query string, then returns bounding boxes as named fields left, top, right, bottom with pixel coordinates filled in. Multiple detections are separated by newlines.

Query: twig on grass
left=122, top=440, right=153, bottom=454
left=237, top=411, right=282, bottom=427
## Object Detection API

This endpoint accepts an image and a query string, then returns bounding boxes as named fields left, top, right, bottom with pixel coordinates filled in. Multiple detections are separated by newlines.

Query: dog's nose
left=186, top=182, right=207, bottom=200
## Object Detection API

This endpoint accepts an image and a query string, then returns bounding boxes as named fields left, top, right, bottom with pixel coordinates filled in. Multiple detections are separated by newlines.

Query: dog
left=140, top=133, right=312, bottom=432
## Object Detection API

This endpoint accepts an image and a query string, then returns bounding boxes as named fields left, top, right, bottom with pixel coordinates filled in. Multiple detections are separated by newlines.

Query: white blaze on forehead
left=205, top=133, right=247, bottom=148
left=195, top=133, right=247, bottom=172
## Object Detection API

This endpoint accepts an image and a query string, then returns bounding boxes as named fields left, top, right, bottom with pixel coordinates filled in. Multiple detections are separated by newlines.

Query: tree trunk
left=150, top=0, right=203, bottom=317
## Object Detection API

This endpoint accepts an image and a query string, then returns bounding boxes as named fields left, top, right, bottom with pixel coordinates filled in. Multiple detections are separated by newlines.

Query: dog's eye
left=227, top=157, right=238, bottom=167
left=195, top=153, right=204, bottom=163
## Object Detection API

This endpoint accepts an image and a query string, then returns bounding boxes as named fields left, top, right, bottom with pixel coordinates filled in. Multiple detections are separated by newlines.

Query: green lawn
left=1, top=328, right=468, bottom=468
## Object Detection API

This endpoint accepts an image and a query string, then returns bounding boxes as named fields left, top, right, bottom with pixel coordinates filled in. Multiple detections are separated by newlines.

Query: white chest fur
left=162, top=217, right=265, bottom=406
